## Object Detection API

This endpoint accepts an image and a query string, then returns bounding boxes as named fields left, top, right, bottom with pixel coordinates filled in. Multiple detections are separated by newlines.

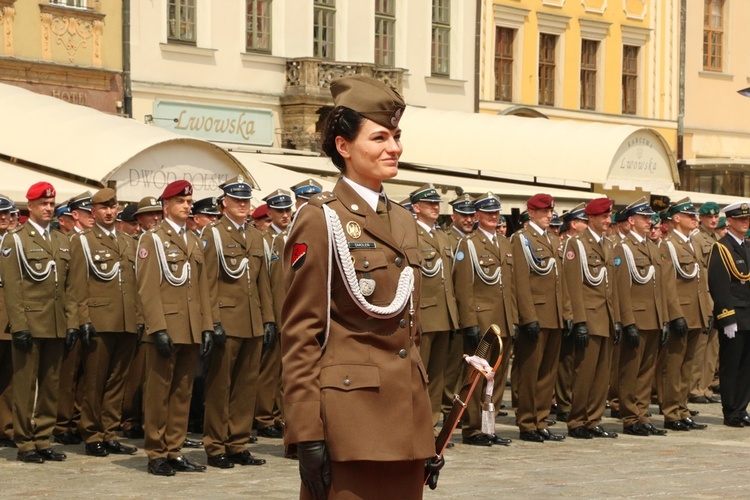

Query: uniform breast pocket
left=93, top=255, right=115, bottom=273
left=24, top=253, right=50, bottom=272
left=165, top=251, right=186, bottom=272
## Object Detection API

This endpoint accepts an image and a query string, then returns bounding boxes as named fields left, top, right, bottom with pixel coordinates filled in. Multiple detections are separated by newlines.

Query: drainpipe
left=474, top=0, right=482, bottom=113
left=676, top=0, right=686, bottom=187
left=122, top=0, right=132, bottom=118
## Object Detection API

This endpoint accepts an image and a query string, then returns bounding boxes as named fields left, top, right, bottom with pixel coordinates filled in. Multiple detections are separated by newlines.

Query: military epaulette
left=10, top=227, right=22, bottom=234
left=147, top=227, right=159, bottom=234
left=307, top=191, right=336, bottom=207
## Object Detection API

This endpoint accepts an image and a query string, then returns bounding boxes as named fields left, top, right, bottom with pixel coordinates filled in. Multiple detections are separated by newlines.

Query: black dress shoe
left=17, top=450, right=44, bottom=463
left=123, top=426, right=144, bottom=439
left=445, top=442, right=455, bottom=448
left=53, top=430, right=82, bottom=445
left=742, top=415, right=750, bottom=426
left=724, top=417, right=744, bottom=427
left=519, top=431, right=544, bottom=443
left=645, top=423, right=667, bottom=436
left=168, top=455, right=206, bottom=472
left=462, top=434, right=493, bottom=446
left=664, top=420, right=690, bottom=431
left=148, top=458, right=175, bottom=476
left=182, top=437, right=204, bottom=448
left=568, top=426, right=593, bottom=439
left=537, top=428, right=565, bottom=441
left=545, top=419, right=557, bottom=426
left=257, top=426, right=283, bottom=438
left=689, top=409, right=700, bottom=416
left=496, top=411, right=508, bottom=417
left=688, top=396, right=710, bottom=404
left=0, top=437, right=17, bottom=448
left=228, top=449, right=266, bottom=465
left=556, top=412, right=570, bottom=423
left=104, top=440, right=138, bottom=455
left=85, top=442, right=110, bottom=457
left=207, top=453, right=235, bottom=469
left=623, top=422, right=651, bottom=436
left=588, top=425, right=618, bottom=438
left=248, top=435, right=258, bottom=444
left=489, top=434, right=512, bottom=446
left=707, top=395, right=721, bottom=404
left=37, top=448, right=67, bottom=461
left=681, top=418, right=707, bottom=430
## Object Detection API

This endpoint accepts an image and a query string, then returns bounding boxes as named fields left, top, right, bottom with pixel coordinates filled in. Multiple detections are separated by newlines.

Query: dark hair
left=321, top=106, right=366, bottom=172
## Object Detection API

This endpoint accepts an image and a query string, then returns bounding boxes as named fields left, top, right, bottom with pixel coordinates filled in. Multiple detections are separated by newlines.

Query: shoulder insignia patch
left=614, top=257, right=622, bottom=266
left=139, top=247, right=149, bottom=259
left=566, top=250, right=575, bottom=260
left=455, top=251, right=464, bottom=261
left=2, top=247, right=11, bottom=258
left=291, top=243, right=307, bottom=270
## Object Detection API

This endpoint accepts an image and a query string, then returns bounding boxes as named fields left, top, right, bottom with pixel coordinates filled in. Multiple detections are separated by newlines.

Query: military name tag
left=30, top=248, right=44, bottom=252
left=359, top=278, right=375, bottom=296
left=227, top=244, right=238, bottom=248
left=348, top=242, right=376, bottom=249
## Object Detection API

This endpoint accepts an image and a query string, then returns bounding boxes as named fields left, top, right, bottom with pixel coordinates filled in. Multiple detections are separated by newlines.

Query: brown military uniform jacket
left=692, top=226, right=719, bottom=269
left=281, top=179, right=434, bottom=462
left=512, top=224, right=570, bottom=329
left=263, top=226, right=287, bottom=325
left=663, top=231, right=711, bottom=329
left=136, top=220, right=212, bottom=343
left=614, top=233, right=682, bottom=329
left=0, top=233, right=9, bottom=340
left=454, top=229, right=518, bottom=336
left=202, top=218, right=274, bottom=337
left=1, top=223, right=77, bottom=336
left=69, top=227, right=141, bottom=333
left=563, top=229, right=620, bottom=337
left=416, top=224, right=459, bottom=333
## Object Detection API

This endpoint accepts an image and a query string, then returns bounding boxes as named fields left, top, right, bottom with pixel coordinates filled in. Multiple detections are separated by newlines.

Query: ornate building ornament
left=39, top=3, right=105, bottom=66
left=0, top=0, right=15, bottom=56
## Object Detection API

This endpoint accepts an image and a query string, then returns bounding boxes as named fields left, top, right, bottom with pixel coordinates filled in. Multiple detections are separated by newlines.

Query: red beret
left=584, top=197, right=613, bottom=216
left=251, top=203, right=269, bottom=220
left=527, top=193, right=554, bottom=210
left=26, top=182, right=56, bottom=201
left=160, top=180, right=193, bottom=200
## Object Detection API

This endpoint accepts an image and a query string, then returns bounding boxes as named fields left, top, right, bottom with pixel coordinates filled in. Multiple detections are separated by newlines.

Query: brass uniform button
left=343, top=378, right=351, bottom=387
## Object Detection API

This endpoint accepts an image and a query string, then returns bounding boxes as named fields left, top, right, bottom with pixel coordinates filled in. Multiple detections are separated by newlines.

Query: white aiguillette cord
left=211, top=226, right=249, bottom=280
left=13, top=233, right=57, bottom=284
left=666, top=240, right=699, bottom=280
left=80, top=234, right=120, bottom=281
left=465, top=239, right=501, bottom=285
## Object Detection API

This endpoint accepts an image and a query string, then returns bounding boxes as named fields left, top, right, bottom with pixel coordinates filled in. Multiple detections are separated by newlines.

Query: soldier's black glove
left=297, top=440, right=331, bottom=500
left=213, top=322, right=227, bottom=348
left=670, top=317, right=687, bottom=338
left=152, top=330, right=175, bottom=358
left=201, top=331, right=214, bottom=360
left=623, top=324, right=639, bottom=349
left=64, top=328, right=79, bottom=352
left=521, top=321, right=541, bottom=343
left=12, top=330, right=32, bottom=353
left=512, top=324, right=520, bottom=344
left=613, top=322, right=623, bottom=345
left=424, top=455, right=445, bottom=491
left=564, top=319, right=574, bottom=338
left=136, top=324, right=145, bottom=346
left=660, top=322, right=670, bottom=347
left=79, top=323, right=97, bottom=348
left=263, top=322, right=277, bottom=352
left=462, top=325, right=481, bottom=351
left=573, top=322, right=589, bottom=348
left=703, top=316, right=714, bottom=335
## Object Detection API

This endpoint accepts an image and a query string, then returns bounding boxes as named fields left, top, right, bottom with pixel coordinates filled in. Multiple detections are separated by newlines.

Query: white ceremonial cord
left=323, top=204, right=414, bottom=319
left=464, top=355, right=495, bottom=379
left=576, top=239, right=607, bottom=286
left=13, top=233, right=57, bottom=284
left=211, top=227, right=249, bottom=280
left=80, top=235, right=120, bottom=281
left=519, top=234, right=556, bottom=276
left=421, top=254, right=443, bottom=279
left=262, top=238, right=272, bottom=274
left=666, top=241, right=699, bottom=280
left=621, top=242, right=655, bottom=285
left=151, top=232, right=190, bottom=286
left=466, top=239, right=502, bottom=285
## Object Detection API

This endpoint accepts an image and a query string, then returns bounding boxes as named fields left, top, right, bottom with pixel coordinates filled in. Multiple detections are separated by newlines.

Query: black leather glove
left=512, top=324, right=520, bottom=344
left=201, top=330, right=214, bottom=360
left=670, top=317, right=688, bottom=338
left=79, top=322, right=97, bottom=348
left=263, top=322, right=277, bottom=351
left=136, top=324, right=145, bottom=346
left=521, top=321, right=541, bottom=343
left=12, top=330, right=32, bottom=353
left=564, top=319, right=574, bottom=338
left=424, top=455, right=446, bottom=491
left=152, top=330, right=175, bottom=358
left=702, top=316, right=714, bottom=335
left=462, top=325, right=481, bottom=351
left=573, top=322, right=589, bottom=348
left=297, top=441, right=331, bottom=500
left=64, top=328, right=79, bottom=352
left=623, top=324, right=639, bottom=348
left=213, top=322, right=227, bottom=348
left=660, top=322, right=670, bottom=347
left=613, top=322, right=623, bottom=345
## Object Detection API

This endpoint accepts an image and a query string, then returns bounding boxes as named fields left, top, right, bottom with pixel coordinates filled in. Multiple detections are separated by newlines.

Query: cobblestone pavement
left=2, top=399, right=750, bottom=498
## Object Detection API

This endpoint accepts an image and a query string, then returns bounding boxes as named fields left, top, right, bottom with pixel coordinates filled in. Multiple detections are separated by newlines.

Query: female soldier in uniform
left=281, top=75, right=440, bottom=499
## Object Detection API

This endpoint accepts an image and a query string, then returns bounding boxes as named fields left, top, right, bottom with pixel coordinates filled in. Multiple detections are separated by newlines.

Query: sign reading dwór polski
left=153, top=101, right=274, bottom=146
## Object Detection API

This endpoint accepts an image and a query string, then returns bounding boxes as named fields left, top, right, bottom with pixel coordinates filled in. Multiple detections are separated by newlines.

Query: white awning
left=398, top=108, right=679, bottom=192
left=0, top=159, right=100, bottom=205
left=0, top=83, right=252, bottom=201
